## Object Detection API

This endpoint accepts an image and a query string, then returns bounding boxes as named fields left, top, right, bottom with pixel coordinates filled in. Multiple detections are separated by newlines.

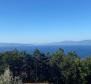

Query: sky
left=0, top=0, right=91, bottom=44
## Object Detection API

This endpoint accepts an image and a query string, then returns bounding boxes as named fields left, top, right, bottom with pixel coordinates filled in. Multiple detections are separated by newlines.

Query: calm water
left=0, top=45, right=91, bottom=58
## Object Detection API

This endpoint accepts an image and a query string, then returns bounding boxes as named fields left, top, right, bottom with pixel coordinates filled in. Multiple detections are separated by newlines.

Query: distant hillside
left=0, top=40, right=91, bottom=46
left=0, top=43, right=32, bottom=46
left=46, top=40, right=91, bottom=45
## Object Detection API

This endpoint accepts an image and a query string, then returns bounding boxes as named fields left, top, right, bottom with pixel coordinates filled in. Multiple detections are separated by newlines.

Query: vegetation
left=0, top=67, right=22, bottom=84
left=0, top=48, right=91, bottom=84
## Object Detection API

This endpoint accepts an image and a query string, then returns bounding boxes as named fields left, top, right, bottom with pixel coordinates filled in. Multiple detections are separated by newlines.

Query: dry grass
left=0, top=67, right=22, bottom=84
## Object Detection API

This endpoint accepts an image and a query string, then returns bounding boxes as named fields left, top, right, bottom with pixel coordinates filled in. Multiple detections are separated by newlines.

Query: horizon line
left=0, top=39, right=91, bottom=45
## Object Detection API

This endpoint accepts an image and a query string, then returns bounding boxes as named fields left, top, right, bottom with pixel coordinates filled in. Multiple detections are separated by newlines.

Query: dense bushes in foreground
left=0, top=48, right=91, bottom=84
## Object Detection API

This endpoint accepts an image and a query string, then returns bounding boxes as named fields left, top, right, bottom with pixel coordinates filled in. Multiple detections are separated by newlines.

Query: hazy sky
left=0, top=0, right=91, bottom=44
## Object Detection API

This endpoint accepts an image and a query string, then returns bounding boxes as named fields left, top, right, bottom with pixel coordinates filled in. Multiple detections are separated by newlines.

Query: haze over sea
left=0, top=0, right=91, bottom=58
left=0, top=45, right=91, bottom=58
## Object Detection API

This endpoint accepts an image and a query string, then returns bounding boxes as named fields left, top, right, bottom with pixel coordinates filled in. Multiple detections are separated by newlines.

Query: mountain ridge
left=48, top=40, right=91, bottom=45
left=0, top=43, right=32, bottom=46
left=0, top=40, right=91, bottom=46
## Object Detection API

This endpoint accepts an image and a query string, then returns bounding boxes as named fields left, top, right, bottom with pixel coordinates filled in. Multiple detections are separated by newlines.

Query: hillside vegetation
left=0, top=48, right=91, bottom=84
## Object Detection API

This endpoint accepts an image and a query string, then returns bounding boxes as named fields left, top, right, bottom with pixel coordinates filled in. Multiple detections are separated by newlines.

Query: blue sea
left=0, top=45, right=91, bottom=58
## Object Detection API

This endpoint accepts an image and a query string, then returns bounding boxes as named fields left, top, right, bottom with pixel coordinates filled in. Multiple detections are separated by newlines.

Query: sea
left=0, top=45, right=91, bottom=58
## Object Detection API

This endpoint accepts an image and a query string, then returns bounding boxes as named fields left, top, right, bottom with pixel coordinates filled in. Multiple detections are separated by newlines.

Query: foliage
left=0, top=67, right=22, bottom=84
left=0, top=49, right=91, bottom=84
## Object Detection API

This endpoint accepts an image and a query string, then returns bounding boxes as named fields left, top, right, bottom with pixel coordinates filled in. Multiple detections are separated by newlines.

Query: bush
left=0, top=67, right=22, bottom=84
